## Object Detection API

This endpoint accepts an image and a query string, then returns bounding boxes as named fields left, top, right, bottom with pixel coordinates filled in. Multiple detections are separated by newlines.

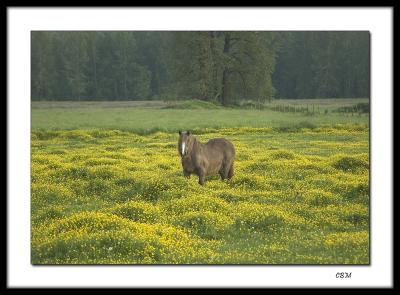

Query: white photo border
left=7, top=7, right=393, bottom=288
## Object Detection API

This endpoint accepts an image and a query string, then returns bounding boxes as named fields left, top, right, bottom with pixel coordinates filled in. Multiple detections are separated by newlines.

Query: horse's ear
left=178, top=130, right=182, bottom=135
left=187, top=130, right=192, bottom=136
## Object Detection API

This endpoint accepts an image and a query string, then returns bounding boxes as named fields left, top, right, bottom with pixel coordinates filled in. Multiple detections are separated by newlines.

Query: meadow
left=31, top=99, right=370, bottom=264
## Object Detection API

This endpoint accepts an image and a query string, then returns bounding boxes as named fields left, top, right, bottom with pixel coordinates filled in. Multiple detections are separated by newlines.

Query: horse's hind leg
left=227, top=163, right=234, bottom=180
left=219, top=169, right=227, bottom=180
left=220, top=162, right=232, bottom=180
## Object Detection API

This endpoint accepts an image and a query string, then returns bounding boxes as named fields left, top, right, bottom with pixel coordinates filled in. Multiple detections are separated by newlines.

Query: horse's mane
left=186, top=135, right=202, bottom=158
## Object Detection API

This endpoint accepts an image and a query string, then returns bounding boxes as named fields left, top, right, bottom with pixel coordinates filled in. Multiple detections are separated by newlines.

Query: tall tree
left=164, top=31, right=279, bottom=105
left=62, top=32, right=89, bottom=100
left=31, top=31, right=370, bottom=101
left=272, top=31, right=370, bottom=99
left=31, top=32, right=56, bottom=100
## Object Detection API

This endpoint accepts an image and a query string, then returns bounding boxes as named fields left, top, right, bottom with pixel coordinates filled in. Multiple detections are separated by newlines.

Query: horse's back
left=205, top=138, right=235, bottom=157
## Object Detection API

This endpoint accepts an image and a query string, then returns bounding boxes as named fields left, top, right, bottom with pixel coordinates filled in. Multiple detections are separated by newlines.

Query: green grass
left=31, top=99, right=369, bottom=264
left=31, top=99, right=369, bottom=133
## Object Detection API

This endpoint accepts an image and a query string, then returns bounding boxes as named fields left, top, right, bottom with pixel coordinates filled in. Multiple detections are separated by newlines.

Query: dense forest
left=31, top=31, right=370, bottom=103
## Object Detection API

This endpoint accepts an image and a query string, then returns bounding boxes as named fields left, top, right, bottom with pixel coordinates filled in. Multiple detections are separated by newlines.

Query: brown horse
left=178, top=131, right=235, bottom=185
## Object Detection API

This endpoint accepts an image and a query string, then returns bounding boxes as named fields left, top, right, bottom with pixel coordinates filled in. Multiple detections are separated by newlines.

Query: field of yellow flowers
left=31, top=125, right=369, bottom=264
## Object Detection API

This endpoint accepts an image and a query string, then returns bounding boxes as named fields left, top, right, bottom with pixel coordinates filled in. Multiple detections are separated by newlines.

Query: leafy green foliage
left=272, top=32, right=370, bottom=99
left=31, top=31, right=370, bottom=103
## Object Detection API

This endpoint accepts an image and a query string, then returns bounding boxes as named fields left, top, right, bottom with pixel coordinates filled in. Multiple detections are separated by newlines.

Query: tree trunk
left=221, top=33, right=232, bottom=106
left=221, top=70, right=230, bottom=106
left=209, top=31, right=219, bottom=102
left=91, top=39, right=98, bottom=99
left=198, top=32, right=209, bottom=100
left=77, top=48, right=81, bottom=101
left=123, top=45, right=128, bottom=99
left=37, top=46, right=43, bottom=100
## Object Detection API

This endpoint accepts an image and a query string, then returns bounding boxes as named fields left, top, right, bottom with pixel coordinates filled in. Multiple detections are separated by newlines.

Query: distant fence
left=263, top=102, right=369, bottom=116
left=266, top=104, right=318, bottom=114
left=331, top=103, right=370, bottom=115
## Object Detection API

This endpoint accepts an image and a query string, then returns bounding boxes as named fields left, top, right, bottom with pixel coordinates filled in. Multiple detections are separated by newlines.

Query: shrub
left=333, top=156, right=369, bottom=172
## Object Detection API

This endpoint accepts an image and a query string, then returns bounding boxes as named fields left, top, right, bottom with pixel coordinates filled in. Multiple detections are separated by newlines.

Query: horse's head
left=178, top=130, right=193, bottom=157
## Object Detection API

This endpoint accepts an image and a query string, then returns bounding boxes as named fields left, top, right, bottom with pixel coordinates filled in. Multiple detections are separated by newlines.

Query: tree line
left=31, top=31, right=370, bottom=103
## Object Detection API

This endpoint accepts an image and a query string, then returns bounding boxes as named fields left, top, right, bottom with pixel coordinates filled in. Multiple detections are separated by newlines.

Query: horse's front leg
left=197, top=168, right=205, bottom=185
left=183, top=170, right=191, bottom=179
